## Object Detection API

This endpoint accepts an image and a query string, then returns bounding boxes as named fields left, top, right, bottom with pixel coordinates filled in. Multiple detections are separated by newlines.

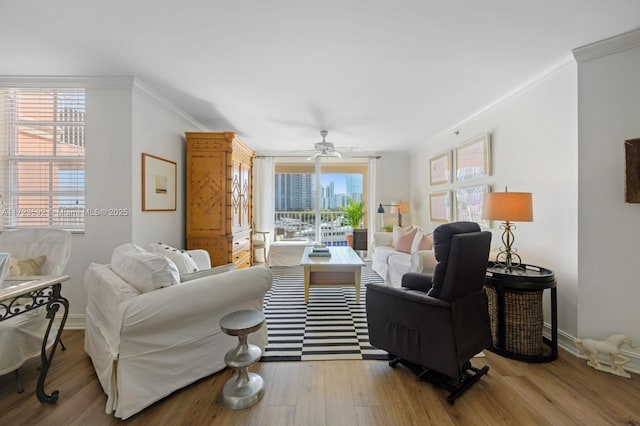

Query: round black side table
left=484, top=262, right=558, bottom=363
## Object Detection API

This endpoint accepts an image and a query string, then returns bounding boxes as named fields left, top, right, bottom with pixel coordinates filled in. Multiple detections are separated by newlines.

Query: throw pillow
left=392, top=225, right=414, bottom=248
left=395, top=228, right=418, bottom=254
left=150, top=242, right=199, bottom=275
left=111, top=252, right=180, bottom=293
left=9, top=255, right=47, bottom=276
left=111, top=243, right=147, bottom=266
left=411, top=231, right=433, bottom=253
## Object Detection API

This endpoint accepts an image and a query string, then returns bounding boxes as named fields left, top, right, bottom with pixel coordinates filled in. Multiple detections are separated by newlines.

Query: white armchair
left=0, top=228, right=72, bottom=391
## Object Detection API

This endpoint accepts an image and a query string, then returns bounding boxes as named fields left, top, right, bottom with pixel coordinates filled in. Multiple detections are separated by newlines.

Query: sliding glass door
left=273, top=157, right=369, bottom=245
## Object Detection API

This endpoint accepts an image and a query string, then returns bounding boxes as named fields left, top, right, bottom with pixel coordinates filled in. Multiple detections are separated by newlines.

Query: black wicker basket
left=484, top=285, right=544, bottom=356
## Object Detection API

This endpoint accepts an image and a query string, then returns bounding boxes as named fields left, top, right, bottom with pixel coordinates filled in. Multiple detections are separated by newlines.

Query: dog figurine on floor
left=574, top=334, right=636, bottom=378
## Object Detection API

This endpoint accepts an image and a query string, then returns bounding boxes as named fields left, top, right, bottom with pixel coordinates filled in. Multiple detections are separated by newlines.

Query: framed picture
left=142, top=153, right=177, bottom=211
left=455, top=133, right=491, bottom=182
left=625, top=138, right=640, bottom=203
left=455, top=184, right=490, bottom=227
left=429, top=151, right=451, bottom=185
left=429, top=191, right=451, bottom=223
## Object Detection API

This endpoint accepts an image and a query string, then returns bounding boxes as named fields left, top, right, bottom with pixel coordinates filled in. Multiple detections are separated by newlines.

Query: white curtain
left=253, top=157, right=274, bottom=261
left=367, top=156, right=379, bottom=255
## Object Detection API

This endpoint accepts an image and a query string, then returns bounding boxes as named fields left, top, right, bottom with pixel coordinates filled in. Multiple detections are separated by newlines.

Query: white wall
left=66, top=80, right=135, bottom=327
left=574, top=30, right=640, bottom=354
left=131, top=81, right=205, bottom=248
left=376, top=151, right=411, bottom=228
left=409, top=58, right=580, bottom=339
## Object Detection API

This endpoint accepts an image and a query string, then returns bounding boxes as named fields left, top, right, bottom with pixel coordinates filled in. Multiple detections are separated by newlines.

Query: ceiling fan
left=306, top=130, right=344, bottom=161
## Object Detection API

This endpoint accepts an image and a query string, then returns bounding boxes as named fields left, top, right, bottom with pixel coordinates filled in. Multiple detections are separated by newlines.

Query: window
left=273, top=160, right=368, bottom=244
left=0, top=88, right=86, bottom=230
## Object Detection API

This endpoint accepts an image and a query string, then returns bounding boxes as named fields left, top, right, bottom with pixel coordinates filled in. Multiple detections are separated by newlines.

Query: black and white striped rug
left=261, top=265, right=389, bottom=362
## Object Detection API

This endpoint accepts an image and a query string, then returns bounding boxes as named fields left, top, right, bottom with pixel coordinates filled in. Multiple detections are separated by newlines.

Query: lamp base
left=493, top=221, right=524, bottom=273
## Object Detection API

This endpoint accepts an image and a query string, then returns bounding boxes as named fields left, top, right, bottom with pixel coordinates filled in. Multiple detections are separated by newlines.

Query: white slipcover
left=0, top=228, right=71, bottom=376
left=370, top=231, right=436, bottom=287
left=84, top=260, right=272, bottom=420
left=267, top=240, right=315, bottom=266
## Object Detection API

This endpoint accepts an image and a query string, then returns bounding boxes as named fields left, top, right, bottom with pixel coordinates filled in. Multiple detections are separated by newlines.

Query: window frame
left=2, top=87, right=86, bottom=231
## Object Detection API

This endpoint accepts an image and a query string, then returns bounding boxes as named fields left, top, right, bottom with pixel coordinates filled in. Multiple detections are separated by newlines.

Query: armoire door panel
left=186, top=151, right=228, bottom=235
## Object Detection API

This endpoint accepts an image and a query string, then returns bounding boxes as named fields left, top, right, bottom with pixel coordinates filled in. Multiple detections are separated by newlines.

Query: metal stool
left=219, top=310, right=266, bottom=409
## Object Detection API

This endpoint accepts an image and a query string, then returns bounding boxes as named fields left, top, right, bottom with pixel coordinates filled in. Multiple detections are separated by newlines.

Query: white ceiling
left=2, top=1, right=639, bottom=154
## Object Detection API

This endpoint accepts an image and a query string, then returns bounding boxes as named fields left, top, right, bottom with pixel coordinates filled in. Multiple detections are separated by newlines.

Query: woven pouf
left=484, top=285, right=544, bottom=356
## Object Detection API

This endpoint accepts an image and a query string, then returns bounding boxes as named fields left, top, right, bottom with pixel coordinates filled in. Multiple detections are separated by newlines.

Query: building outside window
left=0, top=87, right=86, bottom=231
left=273, top=160, right=368, bottom=243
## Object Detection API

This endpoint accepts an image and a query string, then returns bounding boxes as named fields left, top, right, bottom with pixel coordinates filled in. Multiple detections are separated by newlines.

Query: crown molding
left=573, top=27, right=640, bottom=63
left=0, top=75, right=134, bottom=88
left=133, top=78, right=207, bottom=130
left=421, top=53, right=576, bottom=147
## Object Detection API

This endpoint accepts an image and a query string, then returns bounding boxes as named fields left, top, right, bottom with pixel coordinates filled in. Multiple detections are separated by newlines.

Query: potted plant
left=342, top=198, right=365, bottom=247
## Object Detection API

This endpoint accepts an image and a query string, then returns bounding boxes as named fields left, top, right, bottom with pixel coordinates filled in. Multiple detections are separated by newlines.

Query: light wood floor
left=1, top=330, right=639, bottom=425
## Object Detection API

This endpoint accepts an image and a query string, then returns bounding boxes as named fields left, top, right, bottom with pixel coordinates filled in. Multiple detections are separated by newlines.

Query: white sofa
left=84, top=245, right=272, bottom=419
left=371, top=231, right=437, bottom=287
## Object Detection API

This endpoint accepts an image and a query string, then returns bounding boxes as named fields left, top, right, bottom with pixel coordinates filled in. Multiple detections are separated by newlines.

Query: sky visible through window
left=322, top=173, right=355, bottom=194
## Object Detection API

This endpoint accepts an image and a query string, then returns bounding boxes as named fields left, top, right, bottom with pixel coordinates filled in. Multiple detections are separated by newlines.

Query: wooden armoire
left=185, top=132, right=254, bottom=269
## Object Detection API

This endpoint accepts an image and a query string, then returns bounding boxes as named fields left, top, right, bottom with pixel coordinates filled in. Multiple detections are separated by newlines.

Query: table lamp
left=377, top=201, right=409, bottom=227
left=482, top=188, right=533, bottom=272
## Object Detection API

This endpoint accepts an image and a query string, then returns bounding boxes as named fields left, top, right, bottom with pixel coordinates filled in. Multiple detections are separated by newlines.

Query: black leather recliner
left=366, top=221, right=492, bottom=403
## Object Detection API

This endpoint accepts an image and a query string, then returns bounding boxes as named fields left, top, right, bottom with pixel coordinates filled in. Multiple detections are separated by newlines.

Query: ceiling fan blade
left=305, top=152, right=321, bottom=161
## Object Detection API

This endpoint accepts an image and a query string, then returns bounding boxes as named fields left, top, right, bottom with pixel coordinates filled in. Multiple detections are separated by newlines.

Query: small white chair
left=0, top=228, right=72, bottom=392
left=253, top=230, right=269, bottom=263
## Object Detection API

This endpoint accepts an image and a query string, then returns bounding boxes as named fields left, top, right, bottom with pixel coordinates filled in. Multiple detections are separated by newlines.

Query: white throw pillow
left=111, top=252, right=180, bottom=293
left=111, top=243, right=147, bottom=266
left=150, top=242, right=199, bottom=274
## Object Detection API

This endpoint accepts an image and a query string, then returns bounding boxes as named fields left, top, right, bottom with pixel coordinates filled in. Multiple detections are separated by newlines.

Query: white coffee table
left=300, top=246, right=366, bottom=303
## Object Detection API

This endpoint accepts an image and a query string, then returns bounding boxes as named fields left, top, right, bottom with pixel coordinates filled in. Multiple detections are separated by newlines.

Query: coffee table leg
left=354, top=267, right=361, bottom=304
left=304, top=266, right=310, bottom=303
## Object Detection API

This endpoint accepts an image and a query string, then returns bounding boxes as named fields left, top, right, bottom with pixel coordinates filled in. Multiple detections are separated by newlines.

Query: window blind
left=0, top=87, right=85, bottom=231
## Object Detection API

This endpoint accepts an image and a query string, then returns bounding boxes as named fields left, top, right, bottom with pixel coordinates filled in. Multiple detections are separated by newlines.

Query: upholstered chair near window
left=366, top=221, right=492, bottom=403
left=252, top=230, right=269, bottom=263
left=0, top=228, right=72, bottom=392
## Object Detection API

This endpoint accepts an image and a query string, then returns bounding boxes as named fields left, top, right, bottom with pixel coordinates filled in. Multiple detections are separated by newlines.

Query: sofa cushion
left=150, top=243, right=199, bottom=275
left=392, top=225, right=414, bottom=248
left=395, top=228, right=417, bottom=253
left=411, top=231, right=433, bottom=252
left=111, top=243, right=147, bottom=266
left=111, top=252, right=180, bottom=293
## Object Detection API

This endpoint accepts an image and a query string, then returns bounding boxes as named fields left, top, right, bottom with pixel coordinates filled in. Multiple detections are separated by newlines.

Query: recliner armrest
left=401, top=272, right=433, bottom=292
left=366, top=282, right=449, bottom=309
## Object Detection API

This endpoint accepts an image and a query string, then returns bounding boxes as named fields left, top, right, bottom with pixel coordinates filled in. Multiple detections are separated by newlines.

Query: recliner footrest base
left=390, top=357, right=489, bottom=404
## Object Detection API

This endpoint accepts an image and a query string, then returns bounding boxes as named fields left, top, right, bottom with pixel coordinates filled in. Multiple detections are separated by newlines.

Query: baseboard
left=64, top=314, right=86, bottom=330
left=58, top=314, right=640, bottom=375
left=52, top=313, right=85, bottom=330
left=544, top=323, right=640, bottom=375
